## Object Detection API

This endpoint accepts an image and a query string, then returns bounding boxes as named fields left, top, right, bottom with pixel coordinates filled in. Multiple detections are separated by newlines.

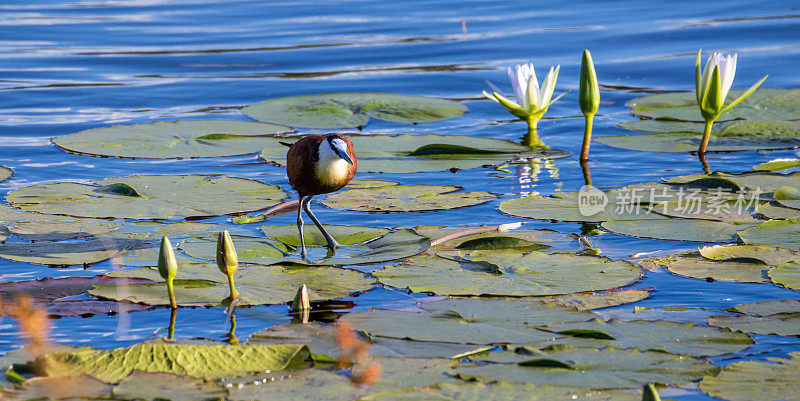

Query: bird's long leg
left=297, top=195, right=309, bottom=259
left=303, top=195, right=341, bottom=251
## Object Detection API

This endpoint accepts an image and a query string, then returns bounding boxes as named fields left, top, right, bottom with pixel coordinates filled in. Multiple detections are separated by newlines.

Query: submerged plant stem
left=580, top=114, right=594, bottom=161
left=698, top=119, right=715, bottom=155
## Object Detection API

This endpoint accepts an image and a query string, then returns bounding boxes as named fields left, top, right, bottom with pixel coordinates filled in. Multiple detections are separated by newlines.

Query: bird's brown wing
left=286, top=135, right=324, bottom=197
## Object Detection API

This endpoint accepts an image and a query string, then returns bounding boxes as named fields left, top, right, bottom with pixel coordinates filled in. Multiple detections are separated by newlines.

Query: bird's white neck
left=315, top=142, right=350, bottom=187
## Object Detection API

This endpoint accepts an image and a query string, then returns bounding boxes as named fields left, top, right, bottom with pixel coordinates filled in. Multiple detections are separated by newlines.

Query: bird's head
left=322, top=134, right=354, bottom=166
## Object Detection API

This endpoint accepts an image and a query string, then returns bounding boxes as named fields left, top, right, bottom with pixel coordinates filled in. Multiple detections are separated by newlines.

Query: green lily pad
left=112, top=371, right=226, bottom=401
left=260, top=134, right=569, bottom=174
left=180, top=225, right=428, bottom=266
left=754, top=158, right=800, bottom=172
left=248, top=322, right=486, bottom=359
left=90, top=263, right=375, bottom=306
left=665, top=171, right=800, bottom=193
left=542, top=289, right=652, bottom=311
left=53, top=120, right=295, bottom=159
left=774, top=186, right=800, bottom=209
left=0, top=165, right=12, bottom=182
left=0, top=237, right=149, bottom=266
left=627, top=88, right=800, bottom=122
left=601, top=121, right=800, bottom=153
left=242, top=93, right=466, bottom=129
left=364, top=382, right=645, bottom=401
left=418, top=226, right=567, bottom=251
left=498, top=191, right=658, bottom=223
left=757, top=203, right=800, bottom=220
left=698, top=245, right=799, bottom=265
left=737, top=218, right=800, bottom=248
left=454, top=345, right=717, bottom=389
left=535, top=318, right=753, bottom=357
left=700, top=352, right=800, bottom=401
left=769, top=260, right=800, bottom=290
left=641, top=255, right=770, bottom=283
left=708, top=300, right=800, bottom=336
left=226, top=358, right=459, bottom=401
left=6, top=175, right=286, bottom=220
left=3, top=375, right=113, bottom=401
left=34, top=340, right=311, bottom=383
left=341, top=298, right=596, bottom=345
left=602, top=218, right=753, bottom=242
left=322, top=184, right=497, bottom=212
left=375, top=250, right=641, bottom=297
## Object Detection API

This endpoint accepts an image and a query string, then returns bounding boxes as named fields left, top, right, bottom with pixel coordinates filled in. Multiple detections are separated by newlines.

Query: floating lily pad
left=757, top=203, right=800, bottom=220
left=454, top=344, right=717, bottom=389
left=698, top=245, right=799, bottom=265
left=0, top=237, right=149, bottom=266
left=242, top=93, right=466, bottom=129
left=90, top=263, right=375, bottom=307
left=249, top=322, right=485, bottom=359
left=364, top=382, right=644, bottom=401
left=769, top=260, right=800, bottom=290
left=774, top=186, right=800, bottom=209
left=627, top=88, right=800, bottom=122
left=6, top=175, right=286, bottom=220
left=0, top=225, right=8, bottom=242
left=112, top=371, right=226, bottom=401
left=53, top=120, right=295, bottom=159
left=423, top=227, right=564, bottom=251
left=341, top=298, right=596, bottom=345
left=602, top=218, right=753, bottom=242
left=0, top=165, right=12, bottom=182
left=649, top=200, right=761, bottom=223
left=700, top=352, right=800, bottom=401
left=375, top=250, right=641, bottom=297
left=498, top=191, right=656, bottom=223
left=754, top=158, right=800, bottom=172
left=665, top=171, right=800, bottom=193
left=641, top=255, right=770, bottom=283
left=180, top=225, right=428, bottom=266
left=601, top=121, right=800, bottom=153
left=322, top=184, right=497, bottom=212
left=34, top=340, right=311, bottom=383
left=708, top=300, right=800, bottom=336
left=737, top=218, right=800, bottom=248
left=535, top=318, right=753, bottom=357
left=543, top=289, right=652, bottom=311
left=260, top=134, right=569, bottom=174
left=3, top=375, right=113, bottom=401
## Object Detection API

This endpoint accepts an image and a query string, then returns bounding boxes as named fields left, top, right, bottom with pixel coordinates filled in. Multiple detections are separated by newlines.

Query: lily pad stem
left=698, top=118, right=715, bottom=155
left=580, top=113, right=594, bottom=161
left=227, top=273, right=239, bottom=300
left=166, top=277, right=177, bottom=309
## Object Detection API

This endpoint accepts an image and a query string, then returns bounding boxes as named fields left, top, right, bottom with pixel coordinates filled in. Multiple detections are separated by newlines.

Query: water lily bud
left=216, top=230, right=238, bottom=276
left=157, top=236, right=178, bottom=281
left=579, top=49, right=600, bottom=116
left=642, top=384, right=661, bottom=401
left=291, top=284, right=311, bottom=313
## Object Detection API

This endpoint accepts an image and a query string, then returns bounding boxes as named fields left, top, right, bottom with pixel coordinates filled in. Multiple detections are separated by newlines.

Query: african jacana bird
left=286, top=133, right=357, bottom=258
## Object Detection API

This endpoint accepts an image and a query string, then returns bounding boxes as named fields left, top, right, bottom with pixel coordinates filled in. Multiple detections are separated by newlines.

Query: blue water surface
left=1, top=1, right=800, bottom=399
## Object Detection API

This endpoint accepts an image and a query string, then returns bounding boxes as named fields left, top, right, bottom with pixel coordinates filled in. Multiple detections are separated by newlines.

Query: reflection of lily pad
left=708, top=300, right=800, bottom=336
left=536, top=318, right=752, bottom=357
left=601, top=121, right=800, bottom=153
left=455, top=345, right=717, bottom=389
left=242, top=93, right=466, bottom=128
left=323, top=184, right=497, bottom=212
left=641, top=255, right=770, bottom=283
left=260, top=134, right=569, bottom=174
left=737, top=219, right=800, bottom=248
left=376, top=250, right=641, bottom=297
left=602, top=218, right=753, bottom=242
left=180, top=225, right=428, bottom=266
left=700, top=352, right=800, bottom=401
left=626, top=89, right=800, bottom=122
left=53, top=120, right=294, bottom=159
left=343, top=298, right=595, bottom=345
left=35, top=340, right=311, bottom=383
left=90, top=263, right=374, bottom=306
left=0, top=237, right=148, bottom=266
left=6, top=175, right=286, bottom=220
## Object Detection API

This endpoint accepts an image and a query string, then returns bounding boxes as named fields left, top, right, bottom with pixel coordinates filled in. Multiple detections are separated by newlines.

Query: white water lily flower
left=483, top=62, right=565, bottom=129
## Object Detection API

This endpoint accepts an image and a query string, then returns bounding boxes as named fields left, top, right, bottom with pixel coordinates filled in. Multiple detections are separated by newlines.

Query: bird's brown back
left=286, top=133, right=357, bottom=197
